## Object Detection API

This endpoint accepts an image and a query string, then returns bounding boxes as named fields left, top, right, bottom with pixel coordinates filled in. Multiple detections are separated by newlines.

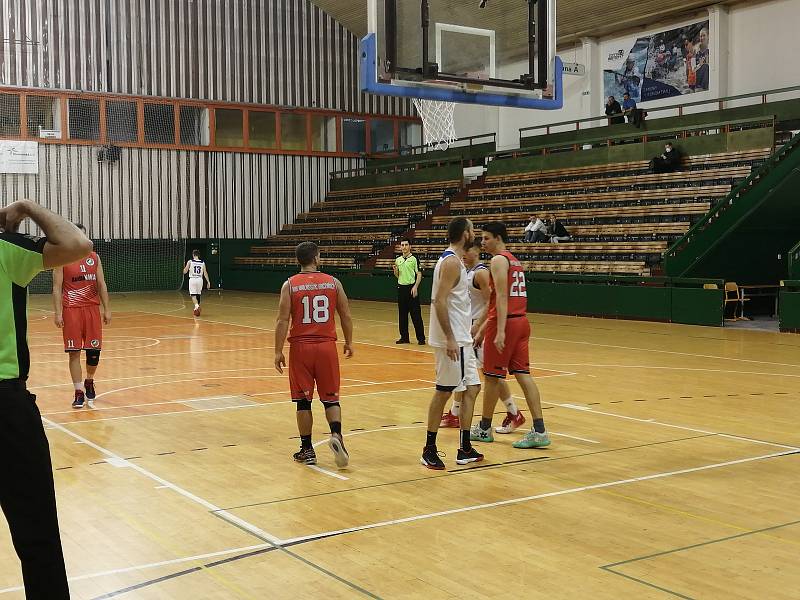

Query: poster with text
left=0, top=141, right=39, bottom=174
left=603, top=20, right=710, bottom=106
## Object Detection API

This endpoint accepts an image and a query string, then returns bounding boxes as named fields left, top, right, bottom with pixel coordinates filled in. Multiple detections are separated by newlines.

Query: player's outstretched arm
left=96, top=256, right=112, bottom=325
left=0, top=199, right=92, bottom=268
left=432, top=256, right=460, bottom=361
left=334, top=278, right=353, bottom=358
left=490, top=255, right=510, bottom=352
left=52, top=267, right=64, bottom=328
left=274, top=281, right=291, bottom=374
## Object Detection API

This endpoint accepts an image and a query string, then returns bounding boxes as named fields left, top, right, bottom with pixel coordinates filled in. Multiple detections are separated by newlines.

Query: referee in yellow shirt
left=1, top=199, right=93, bottom=599
left=393, top=240, right=425, bottom=345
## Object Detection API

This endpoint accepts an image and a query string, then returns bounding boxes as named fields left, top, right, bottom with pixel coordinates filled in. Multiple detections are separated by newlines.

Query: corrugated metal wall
left=0, top=0, right=402, bottom=239
left=0, top=0, right=410, bottom=115
left=4, top=144, right=356, bottom=239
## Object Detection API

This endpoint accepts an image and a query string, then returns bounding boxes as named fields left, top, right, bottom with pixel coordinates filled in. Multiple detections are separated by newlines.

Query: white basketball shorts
left=434, top=345, right=481, bottom=393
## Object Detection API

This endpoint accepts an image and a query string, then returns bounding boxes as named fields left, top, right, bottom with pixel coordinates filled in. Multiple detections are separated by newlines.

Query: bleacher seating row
left=233, top=148, right=771, bottom=275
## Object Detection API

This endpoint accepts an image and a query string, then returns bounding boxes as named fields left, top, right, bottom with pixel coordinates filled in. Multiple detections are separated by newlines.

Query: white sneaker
left=86, top=399, right=95, bottom=409
left=469, top=424, right=494, bottom=442
left=328, top=435, right=349, bottom=468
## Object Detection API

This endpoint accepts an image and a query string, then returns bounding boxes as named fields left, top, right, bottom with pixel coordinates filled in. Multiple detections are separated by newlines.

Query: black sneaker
left=293, top=447, right=317, bottom=465
left=84, top=379, right=96, bottom=400
left=418, top=340, right=426, bottom=346
left=420, top=445, right=446, bottom=470
left=72, top=391, right=85, bottom=409
left=395, top=338, right=410, bottom=344
left=456, top=446, right=484, bottom=465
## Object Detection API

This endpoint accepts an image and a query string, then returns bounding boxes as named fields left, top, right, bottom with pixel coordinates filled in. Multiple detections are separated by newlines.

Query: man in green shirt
left=0, top=199, right=93, bottom=600
left=393, top=240, right=425, bottom=345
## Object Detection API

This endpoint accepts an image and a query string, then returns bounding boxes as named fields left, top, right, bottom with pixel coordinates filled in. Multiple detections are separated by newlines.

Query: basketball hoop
left=413, top=98, right=457, bottom=152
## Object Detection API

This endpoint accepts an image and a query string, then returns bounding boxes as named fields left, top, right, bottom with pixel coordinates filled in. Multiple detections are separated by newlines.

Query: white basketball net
left=413, top=98, right=457, bottom=152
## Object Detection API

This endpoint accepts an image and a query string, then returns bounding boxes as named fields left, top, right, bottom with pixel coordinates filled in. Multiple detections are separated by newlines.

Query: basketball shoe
left=439, top=411, right=460, bottom=428
left=456, top=446, right=484, bottom=465
left=72, top=390, right=85, bottom=409
left=495, top=411, right=526, bottom=434
left=469, top=423, right=494, bottom=442
left=293, top=446, right=317, bottom=465
left=513, top=430, right=551, bottom=449
left=193, top=306, right=201, bottom=317
left=420, top=446, right=445, bottom=470
left=328, top=435, right=349, bottom=468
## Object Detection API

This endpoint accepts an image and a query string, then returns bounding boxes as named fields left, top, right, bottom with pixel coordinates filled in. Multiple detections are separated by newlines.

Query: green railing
left=329, top=154, right=465, bottom=180
left=489, top=116, right=774, bottom=163
left=366, top=133, right=496, bottom=166
left=518, top=84, right=800, bottom=141
left=664, top=130, right=800, bottom=276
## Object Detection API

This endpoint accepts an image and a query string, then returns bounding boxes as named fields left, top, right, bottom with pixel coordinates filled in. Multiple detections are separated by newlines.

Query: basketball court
left=2, top=0, right=800, bottom=597
left=1, top=292, right=797, bottom=598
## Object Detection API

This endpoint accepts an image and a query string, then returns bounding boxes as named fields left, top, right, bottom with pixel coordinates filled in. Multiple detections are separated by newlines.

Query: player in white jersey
left=421, top=217, right=484, bottom=469
left=440, top=240, right=525, bottom=433
left=182, top=249, right=212, bottom=316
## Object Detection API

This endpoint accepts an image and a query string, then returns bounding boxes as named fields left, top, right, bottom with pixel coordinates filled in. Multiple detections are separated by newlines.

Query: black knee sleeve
left=295, top=399, right=312, bottom=411
left=85, top=349, right=101, bottom=367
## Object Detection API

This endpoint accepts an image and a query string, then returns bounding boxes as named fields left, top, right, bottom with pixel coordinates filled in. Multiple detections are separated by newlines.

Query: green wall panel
left=779, top=282, right=800, bottom=332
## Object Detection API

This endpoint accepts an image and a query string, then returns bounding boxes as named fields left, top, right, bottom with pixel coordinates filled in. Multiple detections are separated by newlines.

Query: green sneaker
left=513, top=430, right=551, bottom=449
left=469, top=424, right=494, bottom=443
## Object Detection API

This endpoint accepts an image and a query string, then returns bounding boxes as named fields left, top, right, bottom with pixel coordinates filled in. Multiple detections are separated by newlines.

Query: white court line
left=31, top=345, right=274, bottom=365
left=42, top=381, right=420, bottom=416
left=550, top=432, right=600, bottom=444
left=544, top=401, right=800, bottom=451
left=534, top=336, right=800, bottom=369
left=30, top=367, right=288, bottom=391
left=307, top=465, right=349, bottom=481
left=279, top=449, right=797, bottom=546
left=53, top=386, right=435, bottom=424
left=534, top=362, right=800, bottom=379
left=42, top=418, right=283, bottom=546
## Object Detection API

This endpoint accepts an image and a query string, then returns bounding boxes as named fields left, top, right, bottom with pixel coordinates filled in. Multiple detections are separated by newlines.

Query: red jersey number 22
left=509, top=272, right=527, bottom=297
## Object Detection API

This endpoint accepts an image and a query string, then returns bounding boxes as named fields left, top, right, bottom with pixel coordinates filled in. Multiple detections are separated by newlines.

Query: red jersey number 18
left=509, top=271, right=527, bottom=297
left=301, top=295, right=330, bottom=324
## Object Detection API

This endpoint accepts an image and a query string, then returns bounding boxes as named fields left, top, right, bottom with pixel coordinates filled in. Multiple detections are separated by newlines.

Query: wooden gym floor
left=2, top=290, right=799, bottom=599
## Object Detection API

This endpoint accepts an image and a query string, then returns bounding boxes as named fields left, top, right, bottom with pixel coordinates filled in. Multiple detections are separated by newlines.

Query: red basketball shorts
left=62, top=305, right=103, bottom=352
left=288, top=340, right=341, bottom=403
left=482, top=316, right=531, bottom=379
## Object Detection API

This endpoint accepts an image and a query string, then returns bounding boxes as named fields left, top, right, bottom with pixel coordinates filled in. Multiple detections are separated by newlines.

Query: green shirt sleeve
left=412, top=256, right=421, bottom=274
left=0, top=234, right=46, bottom=287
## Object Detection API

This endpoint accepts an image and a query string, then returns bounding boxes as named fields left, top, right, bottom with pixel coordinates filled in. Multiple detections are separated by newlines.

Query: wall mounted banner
left=0, top=141, right=39, bottom=174
left=603, top=20, right=710, bottom=105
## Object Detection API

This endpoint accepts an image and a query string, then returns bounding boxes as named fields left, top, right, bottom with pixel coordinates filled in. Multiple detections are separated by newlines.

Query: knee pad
left=85, top=349, right=101, bottom=367
left=322, top=401, right=340, bottom=409
left=295, top=399, right=312, bottom=411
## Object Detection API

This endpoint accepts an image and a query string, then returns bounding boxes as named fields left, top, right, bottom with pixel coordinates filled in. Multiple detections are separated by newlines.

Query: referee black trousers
left=397, top=284, right=425, bottom=343
left=0, top=381, right=70, bottom=599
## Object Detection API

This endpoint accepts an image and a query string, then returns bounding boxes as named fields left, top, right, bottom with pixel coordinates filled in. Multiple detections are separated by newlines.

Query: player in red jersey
left=471, top=221, right=550, bottom=448
left=52, top=225, right=111, bottom=409
left=274, top=242, right=354, bottom=468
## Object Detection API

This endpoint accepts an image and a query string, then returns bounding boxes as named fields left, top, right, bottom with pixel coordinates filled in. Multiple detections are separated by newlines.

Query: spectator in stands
left=523, top=215, right=548, bottom=243
left=605, top=96, right=624, bottom=125
left=650, top=142, right=681, bottom=173
left=393, top=240, right=425, bottom=345
left=622, top=93, right=644, bottom=128
left=548, top=214, right=571, bottom=243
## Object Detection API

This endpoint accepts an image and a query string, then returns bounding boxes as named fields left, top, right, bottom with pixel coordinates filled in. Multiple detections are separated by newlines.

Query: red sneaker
left=495, top=411, right=526, bottom=434
left=439, top=411, right=460, bottom=428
